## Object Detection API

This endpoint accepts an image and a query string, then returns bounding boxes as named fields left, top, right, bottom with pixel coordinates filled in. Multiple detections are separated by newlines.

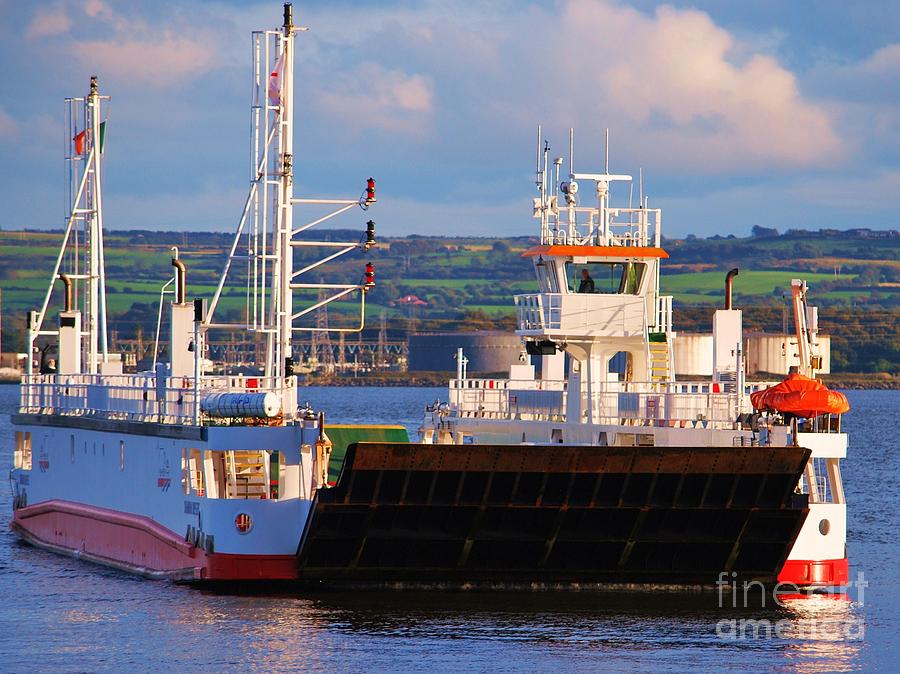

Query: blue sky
left=0, top=0, right=898, bottom=238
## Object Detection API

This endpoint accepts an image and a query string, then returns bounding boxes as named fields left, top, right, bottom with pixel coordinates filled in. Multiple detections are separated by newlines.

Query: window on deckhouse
left=566, top=261, right=646, bottom=295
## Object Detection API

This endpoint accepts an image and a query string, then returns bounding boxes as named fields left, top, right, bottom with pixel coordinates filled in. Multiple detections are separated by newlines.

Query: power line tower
left=377, top=309, right=386, bottom=368
left=312, top=285, right=335, bottom=373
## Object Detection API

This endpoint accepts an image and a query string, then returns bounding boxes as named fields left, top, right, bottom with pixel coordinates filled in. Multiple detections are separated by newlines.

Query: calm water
left=1, top=385, right=897, bottom=672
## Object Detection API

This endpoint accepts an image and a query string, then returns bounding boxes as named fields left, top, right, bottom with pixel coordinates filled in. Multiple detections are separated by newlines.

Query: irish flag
left=73, top=122, right=106, bottom=155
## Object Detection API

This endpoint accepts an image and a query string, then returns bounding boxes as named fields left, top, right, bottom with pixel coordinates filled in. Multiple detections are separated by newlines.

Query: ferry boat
left=415, top=129, right=851, bottom=591
left=10, top=4, right=850, bottom=590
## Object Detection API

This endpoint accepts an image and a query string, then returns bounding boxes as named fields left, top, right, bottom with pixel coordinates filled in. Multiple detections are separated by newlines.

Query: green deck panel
left=324, top=424, right=410, bottom=483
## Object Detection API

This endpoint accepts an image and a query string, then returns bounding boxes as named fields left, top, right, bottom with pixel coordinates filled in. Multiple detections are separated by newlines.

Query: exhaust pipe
left=725, top=268, right=739, bottom=310
left=171, top=247, right=186, bottom=305
left=58, top=273, right=73, bottom=312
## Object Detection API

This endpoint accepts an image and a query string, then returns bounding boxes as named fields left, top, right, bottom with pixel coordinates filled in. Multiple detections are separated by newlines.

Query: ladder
left=225, top=450, right=270, bottom=499
left=648, top=336, right=671, bottom=383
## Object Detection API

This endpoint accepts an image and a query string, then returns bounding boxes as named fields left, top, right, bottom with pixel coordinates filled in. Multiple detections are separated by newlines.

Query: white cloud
left=83, top=0, right=110, bottom=20
left=290, top=0, right=844, bottom=173
left=26, top=5, right=72, bottom=39
left=71, top=33, right=217, bottom=87
left=811, top=43, right=900, bottom=104
left=315, top=63, right=434, bottom=137
left=61, top=1, right=222, bottom=88
left=518, top=0, right=844, bottom=170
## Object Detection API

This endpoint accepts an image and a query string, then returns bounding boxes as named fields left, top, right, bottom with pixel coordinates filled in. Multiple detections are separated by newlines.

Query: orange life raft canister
left=750, top=373, right=850, bottom=418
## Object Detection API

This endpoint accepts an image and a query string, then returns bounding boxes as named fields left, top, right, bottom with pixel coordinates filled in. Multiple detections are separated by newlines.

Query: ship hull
left=297, top=442, right=813, bottom=588
left=9, top=424, right=819, bottom=588
left=11, top=500, right=298, bottom=581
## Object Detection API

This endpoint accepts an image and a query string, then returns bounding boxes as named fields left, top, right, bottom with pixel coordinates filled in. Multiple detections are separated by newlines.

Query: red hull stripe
left=11, top=500, right=297, bottom=581
left=777, top=558, right=849, bottom=587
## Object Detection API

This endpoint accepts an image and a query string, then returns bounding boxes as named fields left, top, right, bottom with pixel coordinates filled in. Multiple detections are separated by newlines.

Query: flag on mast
left=73, top=130, right=86, bottom=155
left=73, top=122, right=106, bottom=155
left=268, top=53, right=285, bottom=107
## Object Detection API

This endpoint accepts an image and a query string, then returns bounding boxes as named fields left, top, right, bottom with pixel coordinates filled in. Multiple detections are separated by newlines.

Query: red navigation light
left=366, top=177, right=376, bottom=203
left=364, top=262, right=375, bottom=287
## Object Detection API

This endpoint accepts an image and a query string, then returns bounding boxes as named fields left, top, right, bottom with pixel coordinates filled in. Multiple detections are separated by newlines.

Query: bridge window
left=566, top=261, right=646, bottom=295
left=536, top=260, right=560, bottom=293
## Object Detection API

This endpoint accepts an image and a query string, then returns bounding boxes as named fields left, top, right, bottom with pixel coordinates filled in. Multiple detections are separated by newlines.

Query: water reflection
left=777, top=597, right=865, bottom=673
left=173, top=588, right=865, bottom=672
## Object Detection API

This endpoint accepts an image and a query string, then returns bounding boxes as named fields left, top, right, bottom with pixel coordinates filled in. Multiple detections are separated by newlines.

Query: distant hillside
left=0, top=227, right=897, bottom=374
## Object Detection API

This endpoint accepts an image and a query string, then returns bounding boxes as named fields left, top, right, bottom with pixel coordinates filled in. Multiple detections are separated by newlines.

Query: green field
left=660, top=270, right=855, bottom=299
left=1, top=228, right=897, bottom=373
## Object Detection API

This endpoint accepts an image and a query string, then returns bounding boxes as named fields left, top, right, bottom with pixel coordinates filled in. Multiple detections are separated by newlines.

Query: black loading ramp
left=297, top=443, right=811, bottom=587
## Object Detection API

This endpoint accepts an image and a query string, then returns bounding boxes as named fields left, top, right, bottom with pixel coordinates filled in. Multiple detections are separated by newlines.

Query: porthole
left=235, top=513, right=253, bottom=534
left=819, top=518, right=831, bottom=536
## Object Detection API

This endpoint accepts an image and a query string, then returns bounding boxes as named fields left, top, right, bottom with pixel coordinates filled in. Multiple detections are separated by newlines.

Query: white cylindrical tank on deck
left=200, top=391, right=281, bottom=418
left=745, top=333, right=831, bottom=375
left=673, top=333, right=714, bottom=377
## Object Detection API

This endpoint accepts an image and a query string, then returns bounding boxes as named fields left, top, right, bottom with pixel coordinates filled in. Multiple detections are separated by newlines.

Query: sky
left=0, top=0, right=899, bottom=238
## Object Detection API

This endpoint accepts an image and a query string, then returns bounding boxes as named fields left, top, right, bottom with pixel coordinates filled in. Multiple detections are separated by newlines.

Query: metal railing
left=654, top=295, right=673, bottom=333
left=448, top=377, right=779, bottom=427
left=515, top=293, right=645, bottom=336
left=18, top=373, right=295, bottom=426
left=540, top=206, right=662, bottom=249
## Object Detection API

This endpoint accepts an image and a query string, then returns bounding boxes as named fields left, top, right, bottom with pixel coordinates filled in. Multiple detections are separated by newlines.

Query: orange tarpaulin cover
left=750, top=373, right=850, bottom=418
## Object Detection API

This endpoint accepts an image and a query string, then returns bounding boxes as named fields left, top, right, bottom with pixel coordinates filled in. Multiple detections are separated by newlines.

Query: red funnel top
left=750, top=373, right=850, bottom=418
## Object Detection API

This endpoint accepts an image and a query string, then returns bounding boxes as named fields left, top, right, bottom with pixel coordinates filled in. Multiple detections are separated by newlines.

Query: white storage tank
left=673, top=333, right=714, bottom=377
left=408, top=332, right=524, bottom=373
left=745, top=333, right=831, bottom=376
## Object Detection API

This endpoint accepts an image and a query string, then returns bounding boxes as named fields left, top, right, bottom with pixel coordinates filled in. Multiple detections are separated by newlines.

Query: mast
left=276, top=3, right=295, bottom=383
left=204, top=3, right=377, bottom=420
left=87, top=76, right=109, bottom=372
left=28, top=77, right=109, bottom=377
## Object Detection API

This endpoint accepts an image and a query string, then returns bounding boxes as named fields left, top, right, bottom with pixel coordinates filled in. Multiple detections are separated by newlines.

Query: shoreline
left=2, top=372, right=896, bottom=389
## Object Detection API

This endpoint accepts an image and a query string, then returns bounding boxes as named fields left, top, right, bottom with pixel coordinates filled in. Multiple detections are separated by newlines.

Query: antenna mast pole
left=80, top=77, right=108, bottom=373
left=275, top=3, right=296, bottom=383
left=87, top=76, right=109, bottom=372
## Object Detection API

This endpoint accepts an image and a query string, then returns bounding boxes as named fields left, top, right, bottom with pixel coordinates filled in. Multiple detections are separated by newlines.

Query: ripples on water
left=0, top=386, right=896, bottom=672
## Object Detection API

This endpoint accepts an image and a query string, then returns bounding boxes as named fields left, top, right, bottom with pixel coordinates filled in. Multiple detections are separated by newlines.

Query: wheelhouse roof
left=522, top=245, right=669, bottom=259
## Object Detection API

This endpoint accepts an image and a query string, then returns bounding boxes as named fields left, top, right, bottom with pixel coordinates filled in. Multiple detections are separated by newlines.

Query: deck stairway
left=226, top=450, right=269, bottom=499
left=648, top=334, right=672, bottom=383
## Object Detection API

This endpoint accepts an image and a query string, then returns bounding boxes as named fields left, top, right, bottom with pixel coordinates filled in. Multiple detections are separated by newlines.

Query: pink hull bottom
left=10, top=500, right=298, bottom=581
